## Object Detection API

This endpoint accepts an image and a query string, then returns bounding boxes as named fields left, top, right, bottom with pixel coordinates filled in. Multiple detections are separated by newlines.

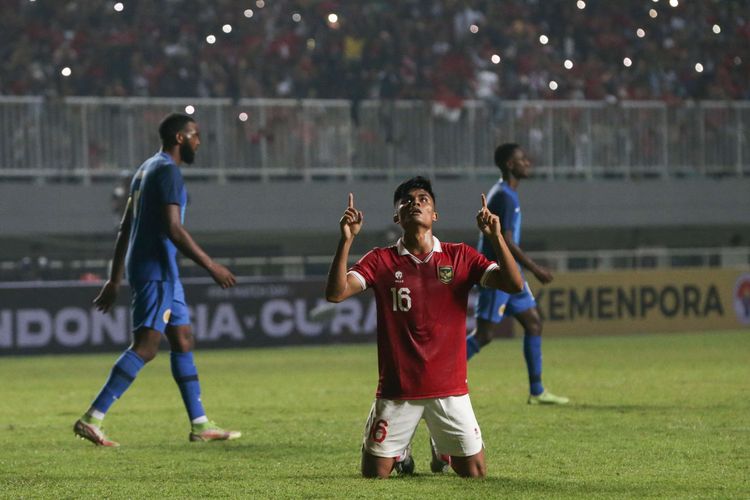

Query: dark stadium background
left=0, top=0, right=748, bottom=354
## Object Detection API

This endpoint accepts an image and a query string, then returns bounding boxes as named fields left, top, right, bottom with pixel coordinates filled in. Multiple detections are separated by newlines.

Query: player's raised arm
left=325, top=193, right=365, bottom=302
left=476, top=194, right=523, bottom=293
left=93, top=196, right=133, bottom=313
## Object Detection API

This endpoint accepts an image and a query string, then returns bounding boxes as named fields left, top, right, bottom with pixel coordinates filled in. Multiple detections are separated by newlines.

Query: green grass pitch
left=1, top=330, right=748, bottom=498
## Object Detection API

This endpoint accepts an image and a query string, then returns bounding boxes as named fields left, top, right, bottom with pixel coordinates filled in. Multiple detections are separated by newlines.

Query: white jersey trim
left=479, top=262, right=499, bottom=287
left=347, top=270, right=368, bottom=291
left=396, top=236, right=443, bottom=264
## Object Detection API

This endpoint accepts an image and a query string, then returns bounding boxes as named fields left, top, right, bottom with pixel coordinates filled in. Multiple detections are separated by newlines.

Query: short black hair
left=159, top=113, right=195, bottom=148
left=494, top=143, right=520, bottom=177
left=393, top=176, right=436, bottom=206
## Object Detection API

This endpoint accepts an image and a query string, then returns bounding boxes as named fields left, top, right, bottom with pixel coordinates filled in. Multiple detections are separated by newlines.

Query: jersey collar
left=158, top=151, right=176, bottom=165
left=396, top=236, right=443, bottom=264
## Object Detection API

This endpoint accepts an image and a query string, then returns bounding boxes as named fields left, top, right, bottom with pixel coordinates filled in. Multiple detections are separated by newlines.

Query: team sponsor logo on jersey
left=163, top=308, right=172, bottom=324
left=734, top=274, right=750, bottom=325
left=438, top=266, right=453, bottom=284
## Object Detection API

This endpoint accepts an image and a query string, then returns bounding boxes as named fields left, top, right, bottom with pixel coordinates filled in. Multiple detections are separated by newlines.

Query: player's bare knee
left=475, top=320, right=498, bottom=346
left=475, top=329, right=493, bottom=347
left=452, top=464, right=484, bottom=478
left=520, top=315, right=542, bottom=336
left=170, top=337, right=194, bottom=353
left=530, top=319, right=543, bottom=336
left=133, top=347, right=157, bottom=363
left=361, top=469, right=391, bottom=479
left=360, top=454, right=393, bottom=479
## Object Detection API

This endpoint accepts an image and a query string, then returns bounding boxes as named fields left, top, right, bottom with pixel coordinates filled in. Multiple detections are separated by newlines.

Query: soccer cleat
left=429, top=438, right=452, bottom=473
left=393, top=444, right=415, bottom=475
left=394, top=455, right=415, bottom=475
left=528, top=391, right=569, bottom=405
left=189, top=421, right=242, bottom=442
left=73, top=419, right=120, bottom=447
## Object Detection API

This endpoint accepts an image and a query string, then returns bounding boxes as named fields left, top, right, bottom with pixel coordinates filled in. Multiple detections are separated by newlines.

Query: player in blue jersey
left=73, top=113, right=241, bottom=447
left=467, top=143, right=568, bottom=405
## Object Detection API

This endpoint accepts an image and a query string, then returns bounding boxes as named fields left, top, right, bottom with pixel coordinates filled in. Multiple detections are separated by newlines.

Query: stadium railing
left=0, top=97, right=747, bottom=181
left=3, top=247, right=748, bottom=281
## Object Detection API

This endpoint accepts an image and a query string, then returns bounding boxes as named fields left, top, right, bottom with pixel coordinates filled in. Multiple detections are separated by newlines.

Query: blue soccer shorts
left=131, top=280, right=190, bottom=333
left=475, top=280, right=536, bottom=324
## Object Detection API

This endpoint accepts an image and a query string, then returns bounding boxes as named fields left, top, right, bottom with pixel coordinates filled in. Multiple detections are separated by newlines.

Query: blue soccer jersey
left=475, top=178, right=535, bottom=323
left=478, top=178, right=521, bottom=259
left=125, top=152, right=187, bottom=283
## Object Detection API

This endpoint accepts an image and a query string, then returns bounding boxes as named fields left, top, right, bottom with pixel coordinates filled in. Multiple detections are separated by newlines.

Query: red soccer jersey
left=349, top=236, right=498, bottom=400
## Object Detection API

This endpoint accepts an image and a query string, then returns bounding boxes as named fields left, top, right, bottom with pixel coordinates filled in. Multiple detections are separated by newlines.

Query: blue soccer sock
left=523, top=334, right=544, bottom=396
left=91, top=349, right=145, bottom=415
left=170, top=351, right=206, bottom=422
left=466, top=335, right=481, bottom=360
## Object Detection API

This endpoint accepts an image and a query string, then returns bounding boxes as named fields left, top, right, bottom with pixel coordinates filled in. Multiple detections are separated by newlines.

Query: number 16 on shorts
left=362, top=399, right=416, bottom=460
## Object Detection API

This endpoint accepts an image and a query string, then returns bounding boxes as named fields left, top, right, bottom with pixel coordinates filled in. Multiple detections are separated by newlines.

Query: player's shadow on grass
left=273, top=473, right=666, bottom=495
left=566, top=403, right=720, bottom=412
left=491, top=476, right=666, bottom=496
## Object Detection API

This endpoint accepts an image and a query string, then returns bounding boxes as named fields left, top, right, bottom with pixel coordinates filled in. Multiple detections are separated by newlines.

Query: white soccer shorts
left=362, top=395, right=483, bottom=459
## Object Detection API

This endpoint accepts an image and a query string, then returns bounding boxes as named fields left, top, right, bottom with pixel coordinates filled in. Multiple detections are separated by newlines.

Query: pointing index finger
left=348, top=192, right=354, bottom=209
left=481, top=193, right=487, bottom=209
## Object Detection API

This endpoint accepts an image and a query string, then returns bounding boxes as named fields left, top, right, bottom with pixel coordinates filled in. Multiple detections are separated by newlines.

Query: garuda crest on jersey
left=438, top=266, right=454, bottom=284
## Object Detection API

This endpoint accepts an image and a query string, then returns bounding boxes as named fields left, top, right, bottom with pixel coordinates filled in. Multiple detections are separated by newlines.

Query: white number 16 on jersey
left=390, top=287, right=412, bottom=312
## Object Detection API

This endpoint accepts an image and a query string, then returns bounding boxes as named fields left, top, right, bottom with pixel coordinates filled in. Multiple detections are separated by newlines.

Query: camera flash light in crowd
left=712, top=24, right=721, bottom=34
left=470, top=24, right=479, bottom=34
left=695, top=63, right=704, bottom=73
left=576, top=1, right=586, bottom=10
left=238, top=112, right=248, bottom=122
left=244, top=9, right=253, bottom=18
left=255, top=0, right=265, bottom=8
left=623, top=57, right=633, bottom=67
left=113, top=2, right=124, bottom=12
left=637, top=28, right=646, bottom=38
left=222, top=24, right=232, bottom=34
left=669, top=0, right=678, bottom=6
left=206, top=35, right=216, bottom=44
left=327, top=13, right=338, bottom=24
left=564, top=59, right=573, bottom=70
left=548, top=80, right=558, bottom=91
left=649, top=9, right=658, bottom=18
left=539, top=35, right=549, bottom=45
left=185, top=105, right=195, bottom=115
left=491, top=54, right=501, bottom=64
left=61, top=67, right=72, bottom=77
left=292, top=13, right=301, bottom=22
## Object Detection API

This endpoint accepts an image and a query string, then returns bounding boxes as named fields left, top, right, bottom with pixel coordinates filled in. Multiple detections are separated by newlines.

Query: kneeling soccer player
left=325, top=177, right=523, bottom=478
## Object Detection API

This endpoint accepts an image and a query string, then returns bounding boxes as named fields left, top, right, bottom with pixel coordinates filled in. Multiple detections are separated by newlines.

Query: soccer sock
left=170, top=351, right=206, bottom=422
left=90, top=349, right=145, bottom=416
left=466, top=335, right=481, bottom=360
left=523, top=334, right=544, bottom=396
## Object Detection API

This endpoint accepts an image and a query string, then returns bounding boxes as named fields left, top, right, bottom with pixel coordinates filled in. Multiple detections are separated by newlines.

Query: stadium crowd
left=1, top=0, right=748, bottom=103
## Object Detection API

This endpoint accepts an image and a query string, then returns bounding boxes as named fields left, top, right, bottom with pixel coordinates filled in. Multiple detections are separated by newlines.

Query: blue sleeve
left=488, top=191, right=516, bottom=234
left=157, top=165, right=184, bottom=205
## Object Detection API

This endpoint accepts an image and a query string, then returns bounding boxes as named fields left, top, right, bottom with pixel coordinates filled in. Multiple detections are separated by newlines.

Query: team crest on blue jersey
left=438, top=266, right=453, bottom=284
